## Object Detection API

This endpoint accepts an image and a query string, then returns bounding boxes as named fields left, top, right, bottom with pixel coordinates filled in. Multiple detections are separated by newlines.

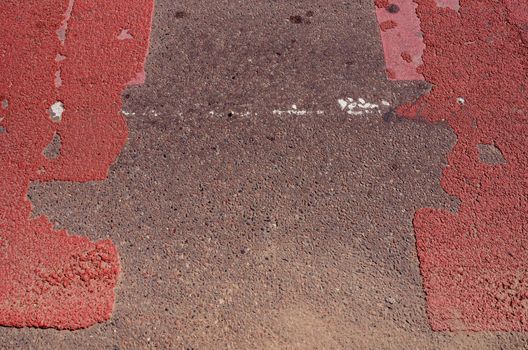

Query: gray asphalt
left=2, top=1, right=528, bottom=349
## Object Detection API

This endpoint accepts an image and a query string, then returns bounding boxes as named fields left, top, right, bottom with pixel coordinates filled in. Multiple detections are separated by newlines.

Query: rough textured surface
left=375, top=0, right=425, bottom=80
left=0, top=0, right=153, bottom=329
left=1, top=0, right=528, bottom=348
left=398, top=0, right=528, bottom=331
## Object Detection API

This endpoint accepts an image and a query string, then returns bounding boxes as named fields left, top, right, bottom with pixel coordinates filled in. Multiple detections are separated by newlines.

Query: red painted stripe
left=0, top=0, right=153, bottom=329
left=375, top=0, right=425, bottom=80
left=398, top=0, right=528, bottom=331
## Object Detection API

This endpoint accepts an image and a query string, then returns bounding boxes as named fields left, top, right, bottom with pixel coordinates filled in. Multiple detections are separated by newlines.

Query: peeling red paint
left=435, top=0, right=460, bottom=11
left=0, top=0, right=153, bottom=329
left=375, top=0, right=390, bottom=7
left=401, top=51, right=413, bottom=63
left=398, top=0, right=528, bottom=331
left=375, top=0, right=425, bottom=80
left=380, top=20, right=398, bottom=32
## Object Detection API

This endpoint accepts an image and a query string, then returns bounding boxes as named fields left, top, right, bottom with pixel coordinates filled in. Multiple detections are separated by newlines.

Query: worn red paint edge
left=394, top=0, right=528, bottom=331
left=0, top=0, right=154, bottom=329
left=374, top=0, right=425, bottom=80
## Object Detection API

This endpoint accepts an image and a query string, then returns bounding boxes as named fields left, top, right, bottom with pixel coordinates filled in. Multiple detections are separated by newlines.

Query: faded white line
left=273, top=105, right=324, bottom=116
left=338, top=97, right=390, bottom=116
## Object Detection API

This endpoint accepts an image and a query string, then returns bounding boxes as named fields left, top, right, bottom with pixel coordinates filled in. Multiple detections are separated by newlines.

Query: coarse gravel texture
left=2, top=0, right=528, bottom=349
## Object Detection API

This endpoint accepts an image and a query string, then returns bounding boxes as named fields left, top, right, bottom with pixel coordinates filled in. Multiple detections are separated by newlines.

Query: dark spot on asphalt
left=386, top=4, right=400, bottom=13
left=289, top=15, right=303, bottom=24
left=305, top=10, right=314, bottom=17
left=175, top=11, right=187, bottom=19
left=383, top=108, right=397, bottom=123
left=227, top=112, right=234, bottom=117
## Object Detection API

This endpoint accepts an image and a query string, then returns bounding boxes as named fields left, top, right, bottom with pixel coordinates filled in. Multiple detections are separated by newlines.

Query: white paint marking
left=54, top=70, right=62, bottom=88
left=435, top=0, right=460, bottom=12
left=117, top=29, right=134, bottom=40
left=338, top=98, right=388, bottom=116
left=55, top=54, right=66, bottom=62
left=56, top=0, right=76, bottom=45
left=276, top=104, right=323, bottom=116
left=49, top=101, right=65, bottom=122
left=273, top=105, right=310, bottom=116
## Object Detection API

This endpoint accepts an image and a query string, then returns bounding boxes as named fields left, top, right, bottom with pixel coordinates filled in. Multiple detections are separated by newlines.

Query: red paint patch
left=375, top=0, right=425, bottom=80
left=398, top=0, right=528, bottom=331
left=386, top=68, right=396, bottom=79
left=380, top=20, right=398, bottom=31
left=0, top=0, right=153, bottom=329
left=375, top=0, right=390, bottom=8
left=401, top=51, right=413, bottom=63
left=505, top=0, right=528, bottom=44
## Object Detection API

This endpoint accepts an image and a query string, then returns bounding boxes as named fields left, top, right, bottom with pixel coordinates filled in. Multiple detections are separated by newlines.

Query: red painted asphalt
left=388, top=0, right=528, bottom=331
left=375, top=0, right=425, bottom=80
left=1, top=0, right=527, bottom=333
left=0, top=0, right=153, bottom=329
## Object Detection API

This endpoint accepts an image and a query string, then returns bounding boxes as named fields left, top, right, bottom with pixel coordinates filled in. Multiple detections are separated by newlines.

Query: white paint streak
left=55, top=54, right=66, bottom=62
left=117, top=29, right=134, bottom=40
left=273, top=105, right=314, bottom=116
left=49, top=101, right=65, bottom=122
left=144, top=108, right=325, bottom=119
left=54, top=70, right=62, bottom=88
left=338, top=98, right=387, bottom=116
left=56, top=0, right=76, bottom=45
left=207, top=111, right=257, bottom=118
left=149, top=109, right=159, bottom=117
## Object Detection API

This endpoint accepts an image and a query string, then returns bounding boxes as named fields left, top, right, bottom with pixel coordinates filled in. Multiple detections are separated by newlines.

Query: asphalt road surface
left=1, top=0, right=528, bottom=349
